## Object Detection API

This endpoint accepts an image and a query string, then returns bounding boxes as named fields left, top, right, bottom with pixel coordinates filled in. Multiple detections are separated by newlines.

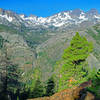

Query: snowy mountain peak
left=0, top=8, right=16, bottom=17
left=19, top=14, right=26, bottom=19
left=0, top=8, right=100, bottom=28
left=0, top=8, right=18, bottom=22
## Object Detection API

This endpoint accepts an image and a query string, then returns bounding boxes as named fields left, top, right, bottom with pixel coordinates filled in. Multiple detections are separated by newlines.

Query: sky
left=0, top=0, right=100, bottom=17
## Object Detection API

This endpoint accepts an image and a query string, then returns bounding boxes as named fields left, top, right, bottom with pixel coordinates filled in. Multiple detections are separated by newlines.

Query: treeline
left=0, top=33, right=100, bottom=100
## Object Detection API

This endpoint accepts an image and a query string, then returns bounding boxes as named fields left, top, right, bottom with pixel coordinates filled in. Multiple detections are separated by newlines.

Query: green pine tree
left=0, top=35, right=4, bottom=49
left=24, top=68, right=45, bottom=99
left=54, top=32, right=93, bottom=92
left=28, top=79, right=44, bottom=98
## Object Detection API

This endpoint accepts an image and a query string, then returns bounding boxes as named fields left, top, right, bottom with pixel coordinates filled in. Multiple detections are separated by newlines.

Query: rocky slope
left=0, top=25, right=35, bottom=83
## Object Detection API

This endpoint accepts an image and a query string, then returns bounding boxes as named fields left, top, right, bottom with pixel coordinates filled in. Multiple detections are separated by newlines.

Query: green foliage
left=0, top=35, right=4, bottom=49
left=87, top=68, right=100, bottom=98
left=87, top=67, right=97, bottom=80
left=17, top=96, right=19, bottom=100
left=45, top=77, right=55, bottom=96
left=63, top=32, right=93, bottom=60
left=23, top=67, right=45, bottom=99
left=54, top=32, right=93, bottom=92
left=28, top=79, right=44, bottom=98
left=24, top=69, right=37, bottom=91
left=7, top=64, right=22, bottom=93
left=25, top=61, right=32, bottom=64
left=96, top=69, right=100, bottom=80
left=0, top=24, right=18, bottom=34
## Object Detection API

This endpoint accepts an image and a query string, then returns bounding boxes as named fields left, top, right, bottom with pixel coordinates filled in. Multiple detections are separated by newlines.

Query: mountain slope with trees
left=0, top=8, right=100, bottom=100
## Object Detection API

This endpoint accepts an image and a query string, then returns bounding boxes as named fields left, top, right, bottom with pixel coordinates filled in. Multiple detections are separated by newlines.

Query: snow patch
left=77, top=12, right=88, bottom=24
left=20, top=14, right=25, bottom=19
left=79, top=12, right=87, bottom=20
left=53, top=22, right=65, bottom=27
left=0, top=14, right=13, bottom=22
left=94, top=15, right=100, bottom=19
left=64, top=12, right=72, bottom=19
left=38, top=17, right=47, bottom=23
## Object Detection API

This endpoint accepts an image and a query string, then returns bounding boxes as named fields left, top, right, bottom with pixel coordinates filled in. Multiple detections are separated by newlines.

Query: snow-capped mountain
left=0, top=8, right=100, bottom=30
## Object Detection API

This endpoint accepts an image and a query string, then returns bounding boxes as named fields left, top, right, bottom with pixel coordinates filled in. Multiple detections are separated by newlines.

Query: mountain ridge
left=0, top=8, right=100, bottom=28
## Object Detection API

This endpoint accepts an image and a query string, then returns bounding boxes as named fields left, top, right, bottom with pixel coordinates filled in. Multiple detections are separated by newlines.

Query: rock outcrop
left=27, top=80, right=95, bottom=100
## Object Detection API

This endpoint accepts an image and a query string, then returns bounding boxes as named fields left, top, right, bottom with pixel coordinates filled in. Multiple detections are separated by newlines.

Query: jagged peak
left=0, top=8, right=4, bottom=12
left=69, top=9, right=84, bottom=17
left=86, top=8, right=98, bottom=15
left=29, top=14, right=37, bottom=18
left=0, top=8, right=17, bottom=18
left=0, top=8, right=5, bottom=15
left=0, top=8, right=100, bottom=27
left=19, top=14, right=26, bottom=18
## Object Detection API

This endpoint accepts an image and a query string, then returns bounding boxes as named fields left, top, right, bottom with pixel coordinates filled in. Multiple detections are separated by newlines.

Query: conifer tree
left=45, top=77, right=55, bottom=96
left=24, top=68, right=44, bottom=99
left=87, top=68, right=100, bottom=97
left=55, top=32, right=93, bottom=91
left=96, top=69, right=100, bottom=80
left=31, top=79, right=44, bottom=98
left=0, top=35, right=4, bottom=49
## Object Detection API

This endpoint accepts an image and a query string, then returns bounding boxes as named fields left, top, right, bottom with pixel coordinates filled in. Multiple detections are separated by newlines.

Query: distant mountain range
left=0, top=8, right=100, bottom=82
left=0, top=8, right=100, bottom=31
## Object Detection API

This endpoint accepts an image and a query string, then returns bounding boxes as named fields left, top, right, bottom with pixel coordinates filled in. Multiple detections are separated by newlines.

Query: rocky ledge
left=27, top=80, right=96, bottom=100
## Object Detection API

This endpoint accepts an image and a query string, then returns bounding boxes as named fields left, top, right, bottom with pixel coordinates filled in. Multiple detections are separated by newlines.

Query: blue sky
left=0, top=0, right=100, bottom=17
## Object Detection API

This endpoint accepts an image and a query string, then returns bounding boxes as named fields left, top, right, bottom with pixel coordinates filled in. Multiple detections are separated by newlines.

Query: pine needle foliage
left=55, top=32, right=93, bottom=91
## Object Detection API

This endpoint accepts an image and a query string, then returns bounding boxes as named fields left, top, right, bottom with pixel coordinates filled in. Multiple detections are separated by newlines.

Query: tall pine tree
left=54, top=32, right=93, bottom=91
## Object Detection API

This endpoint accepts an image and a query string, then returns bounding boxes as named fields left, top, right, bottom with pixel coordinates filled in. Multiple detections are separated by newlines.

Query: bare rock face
left=28, top=81, right=95, bottom=100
